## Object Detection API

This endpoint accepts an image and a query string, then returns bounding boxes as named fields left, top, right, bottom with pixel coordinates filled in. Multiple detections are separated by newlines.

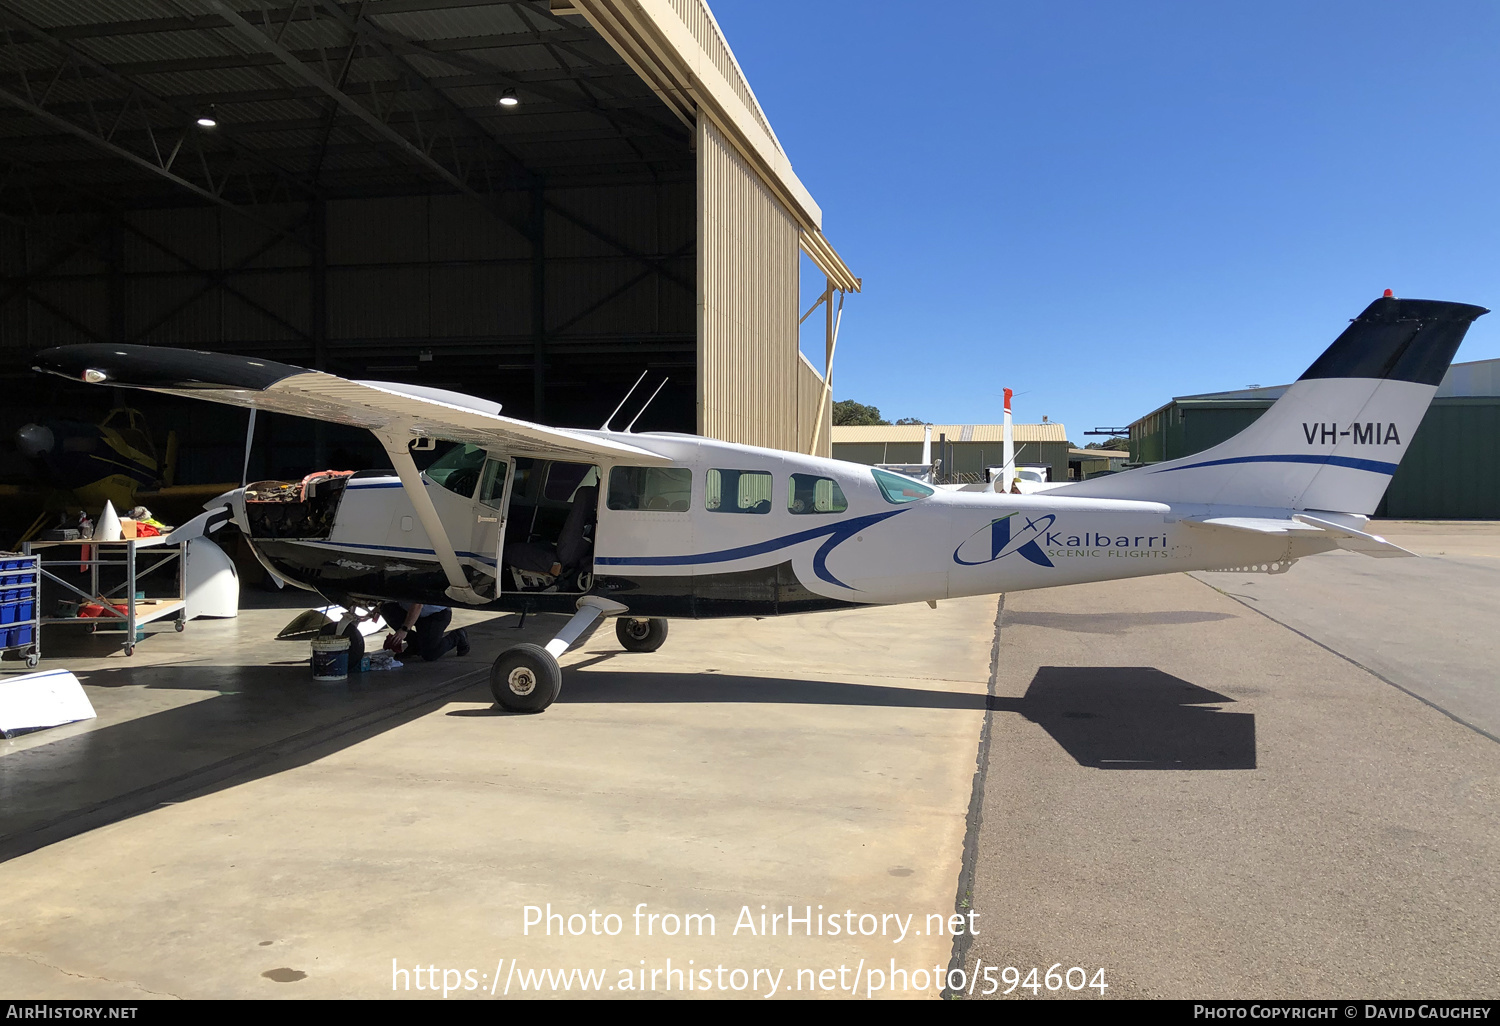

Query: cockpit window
left=872, top=468, right=933, bottom=504
left=788, top=474, right=848, bottom=515
left=607, top=466, right=692, bottom=511
left=425, top=443, right=487, bottom=497
left=477, top=458, right=508, bottom=508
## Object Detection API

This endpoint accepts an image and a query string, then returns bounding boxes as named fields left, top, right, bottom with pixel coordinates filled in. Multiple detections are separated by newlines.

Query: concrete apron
left=0, top=596, right=997, bottom=999
left=965, top=572, right=1500, bottom=999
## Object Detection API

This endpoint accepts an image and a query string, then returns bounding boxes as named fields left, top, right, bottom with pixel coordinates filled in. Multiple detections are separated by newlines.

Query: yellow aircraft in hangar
left=6, top=406, right=229, bottom=546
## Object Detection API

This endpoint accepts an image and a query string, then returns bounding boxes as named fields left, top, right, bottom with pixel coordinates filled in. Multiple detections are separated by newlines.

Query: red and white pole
left=1001, top=388, right=1014, bottom=493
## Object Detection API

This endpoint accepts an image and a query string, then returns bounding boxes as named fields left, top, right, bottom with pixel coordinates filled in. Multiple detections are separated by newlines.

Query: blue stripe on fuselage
left=313, top=539, right=496, bottom=565
left=1148, top=454, right=1399, bottom=476
left=595, top=509, right=906, bottom=590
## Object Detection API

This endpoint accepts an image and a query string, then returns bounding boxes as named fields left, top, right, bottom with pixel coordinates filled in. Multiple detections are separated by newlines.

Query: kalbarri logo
left=955, top=515, right=1173, bottom=568
left=953, top=513, right=1056, bottom=568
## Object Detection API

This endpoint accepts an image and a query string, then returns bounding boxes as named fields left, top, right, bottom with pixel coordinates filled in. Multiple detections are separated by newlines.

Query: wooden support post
left=808, top=277, right=844, bottom=456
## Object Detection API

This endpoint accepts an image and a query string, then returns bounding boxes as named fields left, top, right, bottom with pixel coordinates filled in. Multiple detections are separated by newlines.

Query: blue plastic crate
left=14, top=625, right=33, bottom=646
left=17, top=600, right=33, bottom=622
left=0, top=602, right=15, bottom=624
left=0, top=627, right=12, bottom=649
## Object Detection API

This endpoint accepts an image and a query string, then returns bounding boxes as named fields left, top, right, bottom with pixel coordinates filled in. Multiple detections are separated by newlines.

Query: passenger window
left=873, top=468, right=933, bottom=504
left=788, top=474, right=848, bottom=515
left=545, top=462, right=597, bottom=501
left=607, top=466, right=692, bottom=511
left=477, top=459, right=508, bottom=508
left=706, top=469, right=772, bottom=514
left=425, top=443, right=487, bottom=497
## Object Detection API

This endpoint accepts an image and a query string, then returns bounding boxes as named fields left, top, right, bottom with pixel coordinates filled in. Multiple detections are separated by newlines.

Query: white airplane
left=33, top=294, right=1486, bottom=713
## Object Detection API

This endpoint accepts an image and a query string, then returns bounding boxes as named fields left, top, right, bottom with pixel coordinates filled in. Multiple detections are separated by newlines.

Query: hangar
left=0, top=0, right=857, bottom=526
left=1126, top=358, right=1500, bottom=519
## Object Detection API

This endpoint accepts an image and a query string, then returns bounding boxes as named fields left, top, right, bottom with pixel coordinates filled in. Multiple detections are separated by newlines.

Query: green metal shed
left=1124, top=359, right=1500, bottom=518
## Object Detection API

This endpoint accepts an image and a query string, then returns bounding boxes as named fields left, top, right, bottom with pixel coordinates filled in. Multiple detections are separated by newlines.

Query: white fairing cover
left=186, top=536, right=240, bottom=619
left=0, top=670, right=96, bottom=736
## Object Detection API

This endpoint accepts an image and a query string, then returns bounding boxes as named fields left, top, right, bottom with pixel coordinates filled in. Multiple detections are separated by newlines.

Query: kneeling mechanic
left=381, top=600, right=470, bottom=661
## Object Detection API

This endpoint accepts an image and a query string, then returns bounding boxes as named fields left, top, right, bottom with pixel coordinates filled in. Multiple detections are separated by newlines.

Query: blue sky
left=711, top=1, right=1500, bottom=438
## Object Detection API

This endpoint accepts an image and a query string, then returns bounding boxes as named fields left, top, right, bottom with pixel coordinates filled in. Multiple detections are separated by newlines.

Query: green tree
left=1085, top=436, right=1130, bottom=451
left=894, top=417, right=929, bottom=425
left=832, top=400, right=889, bottom=426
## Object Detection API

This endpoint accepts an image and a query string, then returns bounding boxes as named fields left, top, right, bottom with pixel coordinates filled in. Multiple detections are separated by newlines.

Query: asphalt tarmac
left=1196, top=521, right=1500, bottom=742
left=963, top=530, right=1500, bottom=999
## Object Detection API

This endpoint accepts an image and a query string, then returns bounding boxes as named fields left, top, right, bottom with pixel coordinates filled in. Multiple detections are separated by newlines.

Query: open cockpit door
left=471, top=455, right=515, bottom=584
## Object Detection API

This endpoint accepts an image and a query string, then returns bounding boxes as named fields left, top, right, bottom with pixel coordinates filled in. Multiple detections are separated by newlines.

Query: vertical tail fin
left=1055, top=296, right=1488, bottom=513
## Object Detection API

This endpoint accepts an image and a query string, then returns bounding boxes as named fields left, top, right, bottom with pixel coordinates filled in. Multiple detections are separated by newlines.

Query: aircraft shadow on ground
left=1001, top=666, right=1256, bottom=771
left=0, top=654, right=1251, bottom=865
left=471, top=663, right=1257, bottom=770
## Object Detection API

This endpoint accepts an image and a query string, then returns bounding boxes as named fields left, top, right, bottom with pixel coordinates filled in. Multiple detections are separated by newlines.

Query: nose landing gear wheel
left=616, top=617, right=668, bottom=652
left=490, top=643, right=562, bottom=713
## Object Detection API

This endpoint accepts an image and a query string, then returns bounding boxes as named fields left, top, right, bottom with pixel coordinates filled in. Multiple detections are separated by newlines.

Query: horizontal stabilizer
left=1181, top=515, right=1415, bottom=557
left=1180, top=516, right=1317, bottom=535
left=1290, top=514, right=1416, bottom=558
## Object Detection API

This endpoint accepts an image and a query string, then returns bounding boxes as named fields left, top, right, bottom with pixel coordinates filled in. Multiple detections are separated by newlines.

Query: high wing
left=32, top=344, right=670, bottom=467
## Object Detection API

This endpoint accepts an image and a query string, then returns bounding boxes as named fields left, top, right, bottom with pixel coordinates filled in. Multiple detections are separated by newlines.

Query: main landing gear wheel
left=490, top=643, right=562, bottom=713
left=319, top=621, right=366, bottom=670
left=616, top=617, right=668, bottom=652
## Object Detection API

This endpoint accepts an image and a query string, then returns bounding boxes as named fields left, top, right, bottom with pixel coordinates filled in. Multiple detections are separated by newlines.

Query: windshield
left=424, top=443, right=487, bottom=496
left=872, top=468, right=933, bottom=504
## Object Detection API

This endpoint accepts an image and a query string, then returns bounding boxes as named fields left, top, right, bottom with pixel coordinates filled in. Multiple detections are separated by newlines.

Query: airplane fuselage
left=232, top=430, right=1343, bottom=619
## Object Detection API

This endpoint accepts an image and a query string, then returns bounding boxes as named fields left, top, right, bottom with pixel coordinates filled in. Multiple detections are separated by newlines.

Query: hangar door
left=696, top=117, right=827, bottom=455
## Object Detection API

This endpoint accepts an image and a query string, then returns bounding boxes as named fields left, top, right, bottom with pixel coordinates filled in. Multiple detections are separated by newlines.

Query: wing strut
left=378, top=432, right=489, bottom=605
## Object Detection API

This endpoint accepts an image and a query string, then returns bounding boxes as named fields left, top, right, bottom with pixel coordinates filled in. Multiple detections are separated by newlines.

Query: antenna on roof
left=601, top=369, right=649, bottom=430
left=624, top=378, right=670, bottom=433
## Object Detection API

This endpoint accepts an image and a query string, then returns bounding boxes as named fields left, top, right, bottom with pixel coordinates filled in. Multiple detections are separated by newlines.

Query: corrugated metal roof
left=23, top=0, right=186, bottom=29
left=1437, top=358, right=1500, bottom=397
left=832, top=423, right=1069, bottom=444
left=0, top=0, right=693, bottom=206
left=1173, top=359, right=1500, bottom=405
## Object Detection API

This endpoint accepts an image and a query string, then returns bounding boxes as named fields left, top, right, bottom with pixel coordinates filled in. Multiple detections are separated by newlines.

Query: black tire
left=343, top=623, right=366, bottom=670
left=490, top=643, right=562, bottom=713
left=319, top=622, right=366, bottom=671
left=615, top=617, right=667, bottom=652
